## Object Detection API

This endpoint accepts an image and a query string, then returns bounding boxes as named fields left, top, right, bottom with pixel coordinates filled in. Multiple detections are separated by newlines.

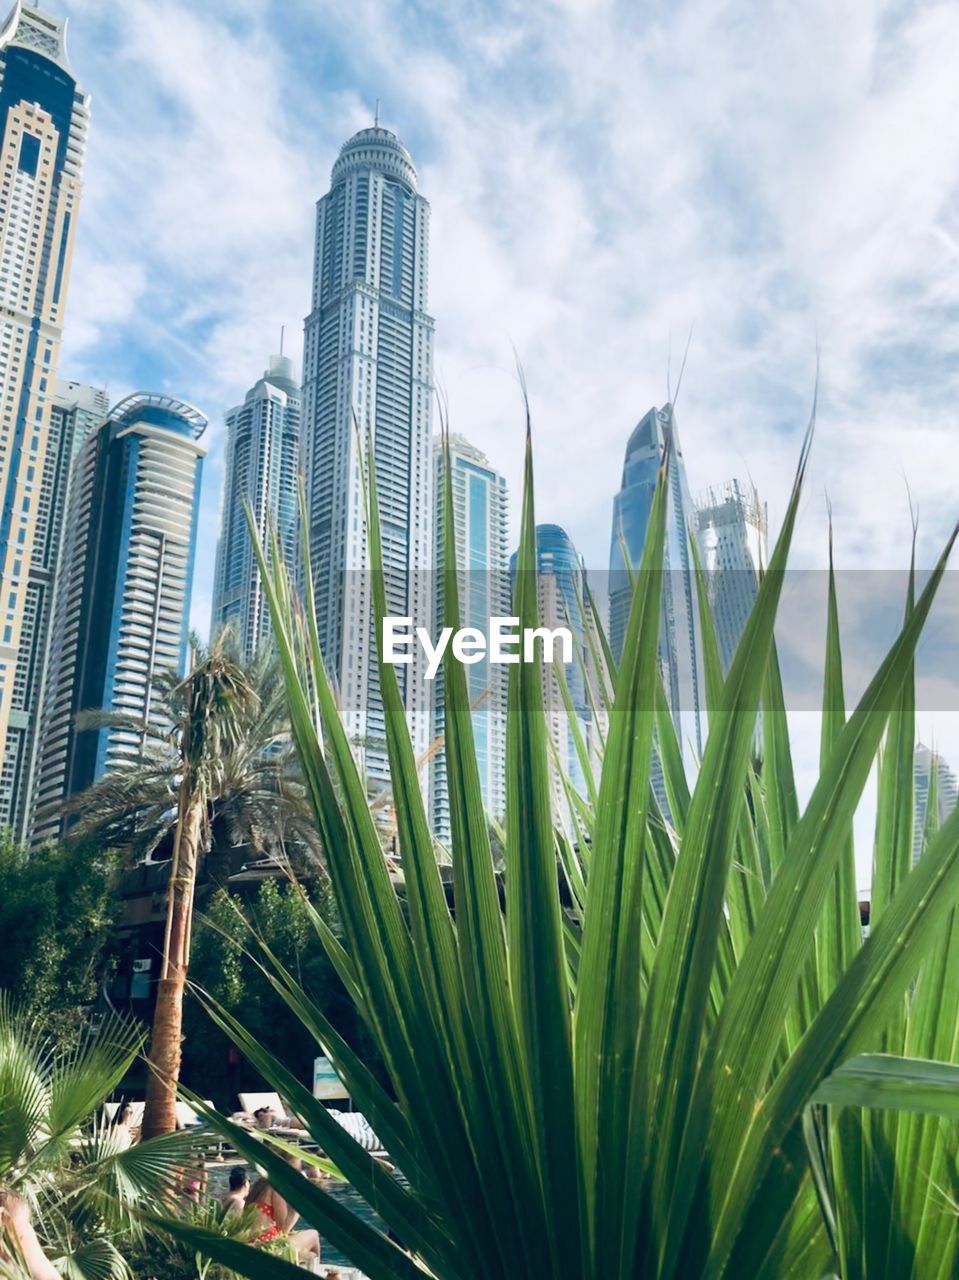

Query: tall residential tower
left=0, top=1, right=89, bottom=816
left=0, top=379, right=107, bottom=838
left=302, top=126, right=434, bottom=786
left=431, top=434, right=509, bottom=842
left=31, top=393, right=206, bottom=843
left=211, top=353, right=300, bottom=658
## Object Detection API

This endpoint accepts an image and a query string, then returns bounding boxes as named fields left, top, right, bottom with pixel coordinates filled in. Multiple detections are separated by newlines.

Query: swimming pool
left=207, top=1160, right=383, bottom=1271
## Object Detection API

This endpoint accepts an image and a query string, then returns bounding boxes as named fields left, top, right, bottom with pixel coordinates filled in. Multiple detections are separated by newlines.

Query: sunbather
left=248, top=1154, right=320, bottom=1265
left=253, top=1105, right=302, bottom=1131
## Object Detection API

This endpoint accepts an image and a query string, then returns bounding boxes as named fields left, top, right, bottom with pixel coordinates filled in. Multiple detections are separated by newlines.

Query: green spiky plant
left=793, top=539, right=959, bottom=1280
left=155, top=418, right=959, bottom=1279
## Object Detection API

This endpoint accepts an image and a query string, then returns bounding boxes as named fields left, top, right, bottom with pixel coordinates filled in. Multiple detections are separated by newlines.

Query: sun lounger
left=174, top=1100, right=215, bottom=1128
left=238, top=1091, right=286, bottom=1115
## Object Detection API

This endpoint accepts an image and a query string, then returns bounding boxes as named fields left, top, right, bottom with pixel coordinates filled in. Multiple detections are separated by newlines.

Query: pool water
left=207, top=1160, right=383, bottom=1270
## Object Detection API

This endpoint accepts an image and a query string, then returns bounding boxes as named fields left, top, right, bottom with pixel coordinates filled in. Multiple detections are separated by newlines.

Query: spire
left=374, top=97, right=380, bottom=127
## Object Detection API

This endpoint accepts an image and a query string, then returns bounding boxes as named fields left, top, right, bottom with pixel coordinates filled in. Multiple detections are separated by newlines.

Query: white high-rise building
left=211, top=353, right=300, bottom=658
left=302, top=126, right=434, bottom=787
left=0, top=2, right=89, bottom=815
left=696, top=479, right=767, bottom=672
left=1, top=379, right=107, bottom=838
left=31, top=393, right=206, bottom=844
left=431, top=434, right=509, bottom=843
left=913, top=743, right=959, bottom=863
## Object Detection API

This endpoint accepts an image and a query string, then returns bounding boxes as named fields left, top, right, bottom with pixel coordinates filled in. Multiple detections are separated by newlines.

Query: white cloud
left=53, top=0, right=959, bottom=850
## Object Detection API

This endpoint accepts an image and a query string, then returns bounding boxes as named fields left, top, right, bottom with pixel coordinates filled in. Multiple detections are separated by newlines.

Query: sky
left=51, top=0, right=959, bottom=882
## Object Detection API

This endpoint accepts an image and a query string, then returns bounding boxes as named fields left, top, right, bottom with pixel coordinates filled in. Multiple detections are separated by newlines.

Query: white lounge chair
left=238, top=1091, right=286, bottom=1116
left=175, top=1100, right=215, bottom=1128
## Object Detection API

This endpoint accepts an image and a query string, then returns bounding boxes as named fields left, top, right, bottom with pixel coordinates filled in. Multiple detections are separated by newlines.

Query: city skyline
left=49, top=0, right=959, bottom=606
left=0, top=0, right=957, bottom=884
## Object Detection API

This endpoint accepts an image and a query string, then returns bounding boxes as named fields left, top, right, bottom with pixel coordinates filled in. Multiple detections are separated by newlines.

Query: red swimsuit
left=254, top=1202, right=281, bottom=1244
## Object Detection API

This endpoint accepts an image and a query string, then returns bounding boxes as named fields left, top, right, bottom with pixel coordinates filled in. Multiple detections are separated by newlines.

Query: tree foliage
left=62, top=642, right=322, bottom=876
left=0, top=833, right=119, bottom=1041
left=181, top=877, right=366, bottom=1112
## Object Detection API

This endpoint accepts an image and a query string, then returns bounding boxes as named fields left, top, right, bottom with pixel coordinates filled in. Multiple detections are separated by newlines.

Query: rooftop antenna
left=374, top=97, right=380, bottom=127
left=279, top=324, right=285, bottom=358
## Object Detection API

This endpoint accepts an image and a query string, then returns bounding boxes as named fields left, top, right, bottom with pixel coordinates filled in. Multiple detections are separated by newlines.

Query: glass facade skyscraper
left=302, top=126, right=434, bottom=785
left=211, top=353, right=300, bottom=658
left=0, top=1, right=88, bottom=813
left=0, top=379, right=107, bottom=838
left=608, top=403, right=705, bottom=759
left=31, top=393, right=206, bottom=843
left=696, top=479, right=767, bottom=673
left=431, top=434, right=509, bottom=842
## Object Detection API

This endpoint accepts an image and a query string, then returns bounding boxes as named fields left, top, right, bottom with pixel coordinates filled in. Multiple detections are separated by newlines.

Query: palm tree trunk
left=141, top=780, right=205, bottom=1140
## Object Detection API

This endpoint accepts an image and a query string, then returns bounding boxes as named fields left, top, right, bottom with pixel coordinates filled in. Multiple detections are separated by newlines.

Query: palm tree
left=63, top=641, right=322, bottom=876
left=0, top=995, right=195, bottom=1280
left=137, top=633, right=259, bottom=1139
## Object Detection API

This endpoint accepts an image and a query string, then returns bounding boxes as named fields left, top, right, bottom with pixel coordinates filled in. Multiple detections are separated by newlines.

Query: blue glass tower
left=609, top=404, right=705, bottom=759
left=31, top=393, right=206, bottom=842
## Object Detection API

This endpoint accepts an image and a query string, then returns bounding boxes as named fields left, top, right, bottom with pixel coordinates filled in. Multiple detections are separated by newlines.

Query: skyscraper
left=31, top=393, right=206, bottom=843
left=608, top=404, right=705, bottom=758
left=211, top=353, right=300, bottom=658
left=0, top=1, right=89, bottom=810
left=696, top=479, right=767, bottom=672
left=302, top=125, right=434, bottom=786
left=0, top=379, right=107, bottom=838
left=913, top=743, right=959, bottom=863
left=431, top=434, right=509, bottom=842
left=512, top=524, right=598, bottom=823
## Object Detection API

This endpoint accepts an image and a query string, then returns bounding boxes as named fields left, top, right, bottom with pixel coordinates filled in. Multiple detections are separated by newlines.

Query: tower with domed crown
left=302, top=125, right=435, bottom=790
